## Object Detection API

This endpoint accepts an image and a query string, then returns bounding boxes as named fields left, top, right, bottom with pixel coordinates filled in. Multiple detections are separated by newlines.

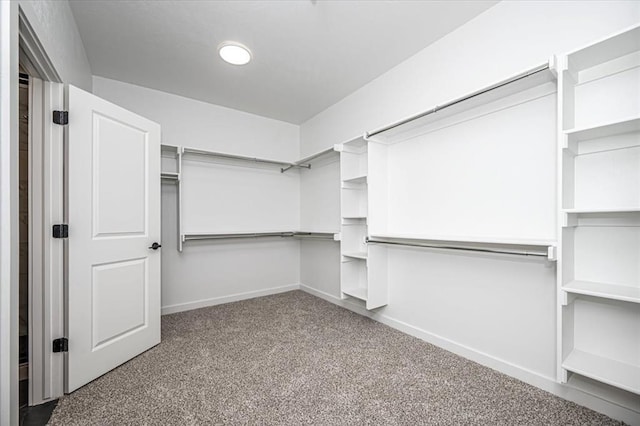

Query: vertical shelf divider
left=338, top=135, right=388, bottom=310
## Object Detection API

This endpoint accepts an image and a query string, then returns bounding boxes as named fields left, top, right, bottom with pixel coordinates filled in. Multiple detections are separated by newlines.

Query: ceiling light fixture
left=218, top=42, right=252, bottom=65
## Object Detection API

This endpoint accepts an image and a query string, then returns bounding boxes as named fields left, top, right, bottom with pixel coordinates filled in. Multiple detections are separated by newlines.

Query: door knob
left=148, top=242, right=162, bottom=250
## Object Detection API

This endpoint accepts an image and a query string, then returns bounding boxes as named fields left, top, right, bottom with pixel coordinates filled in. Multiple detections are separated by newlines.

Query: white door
left=67, top=85, right=161, bottom=392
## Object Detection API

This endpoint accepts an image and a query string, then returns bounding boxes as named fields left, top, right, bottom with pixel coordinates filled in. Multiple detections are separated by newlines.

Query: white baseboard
left=299, top=284, right=640, bottom=425
left=161, top=283, right=301, bottom=315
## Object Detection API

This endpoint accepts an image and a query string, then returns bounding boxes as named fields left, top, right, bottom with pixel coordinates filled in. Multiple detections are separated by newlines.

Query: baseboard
left=161, top=284, right=301, bottom=315
left=299, top=284, right=640, bottom=425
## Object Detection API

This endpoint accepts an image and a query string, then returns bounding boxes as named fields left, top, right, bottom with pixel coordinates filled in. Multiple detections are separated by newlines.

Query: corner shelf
left=562, top=350, right=640, bottom=395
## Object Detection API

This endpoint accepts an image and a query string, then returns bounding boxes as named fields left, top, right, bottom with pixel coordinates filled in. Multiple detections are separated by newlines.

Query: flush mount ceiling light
left=218, top=42, right=252, bottom=65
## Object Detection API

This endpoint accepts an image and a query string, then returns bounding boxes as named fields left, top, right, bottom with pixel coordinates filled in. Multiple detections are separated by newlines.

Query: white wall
left=18, top=0, right=92, bottom=91
left=299, top=153, right=341, bottom=295
left=299, top=1, right=640, bottom=423
left=93, top=76, right=301, bottom=314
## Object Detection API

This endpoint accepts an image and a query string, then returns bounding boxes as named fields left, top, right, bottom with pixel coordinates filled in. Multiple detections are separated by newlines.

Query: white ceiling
left=69, top=0, right=497, bottom=124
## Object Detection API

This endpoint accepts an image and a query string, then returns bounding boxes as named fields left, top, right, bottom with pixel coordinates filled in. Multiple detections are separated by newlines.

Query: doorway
left=18, top=67, right=29, bottom=411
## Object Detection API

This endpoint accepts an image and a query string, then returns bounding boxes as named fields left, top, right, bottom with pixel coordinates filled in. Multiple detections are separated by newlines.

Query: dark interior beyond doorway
left=18, top=69, right=29, bottom=410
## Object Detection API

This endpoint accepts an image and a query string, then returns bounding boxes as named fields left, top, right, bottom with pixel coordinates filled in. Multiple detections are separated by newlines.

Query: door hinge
left=52, top=224, right=68, bottom=238
left=53, top=110, right=68, bottom=125
left=52, top=337, right=68, bottom=353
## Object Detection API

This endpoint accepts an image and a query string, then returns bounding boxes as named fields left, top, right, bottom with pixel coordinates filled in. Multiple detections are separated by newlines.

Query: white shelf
left=371, top=232, right=555, bottom=248
left=342, top=217, right=366, bottom=224
left=342, top=175, right=367, bottom=184
left=343, top=216, right=367, bottom=220
left=563, top=349, right=640, bottom=395
left=161, top=144, right=180, bottom=154
left=341, top=135, right=368, bottom=150
left=563, top=207, right=640, bottom=214
left=342, top=252, right=367, bottom=260
left=563, top=280, right=640, bottom=304
left=565, top=115, right=640, bottom=142
left=342, top=287, right=367, bottom=301
left=567, top=24, right=640, bottom=73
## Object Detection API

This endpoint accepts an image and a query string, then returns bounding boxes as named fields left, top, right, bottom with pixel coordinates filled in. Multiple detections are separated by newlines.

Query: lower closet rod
left=366, top=238, right=548, bottom=257
left=293, top=232, right=335, bottom=239
left=184, top=232, right=294, bottom=241
left=183, top=232, right=337, bottom=242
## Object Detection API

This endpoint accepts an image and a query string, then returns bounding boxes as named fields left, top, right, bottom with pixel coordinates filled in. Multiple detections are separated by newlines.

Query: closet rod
left=182, top=231, right=337, bottom=242
left=183, top=232, right=295, bottom=241
left=366, top=237, right=549, bottom=258
left=292, top=232, right=336, bottom=239
left=280, top=147, right=336, bottom=173
left=366, top=63, right=550, bottom=138
left=182, top=147, right=300, bottom=168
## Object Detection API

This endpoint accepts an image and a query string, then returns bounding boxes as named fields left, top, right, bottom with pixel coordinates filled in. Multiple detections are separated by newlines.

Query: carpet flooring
left=49, top=291, right=622, bottom=425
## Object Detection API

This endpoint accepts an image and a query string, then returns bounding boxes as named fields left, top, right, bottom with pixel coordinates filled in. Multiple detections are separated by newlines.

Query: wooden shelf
left=563, top=280, right=640, bottom=304
left=342, top=252, right=367, bottom=260
left=342, top=287, right=367, bottom=301
left=563, top=350, right=640, bottom=395
left=565, top=115, right=640, bottom=142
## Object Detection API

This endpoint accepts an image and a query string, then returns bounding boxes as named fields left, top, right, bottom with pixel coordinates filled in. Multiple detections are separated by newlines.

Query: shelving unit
left=161, top=144, right=182, bottom=250
left=338, top=136, right=387, bottom=310
left=557, top=24, right=640, bottom=395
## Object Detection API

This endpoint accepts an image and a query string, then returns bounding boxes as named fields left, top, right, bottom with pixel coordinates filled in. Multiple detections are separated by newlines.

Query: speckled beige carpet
left=49, top=291, right=622, bottom=425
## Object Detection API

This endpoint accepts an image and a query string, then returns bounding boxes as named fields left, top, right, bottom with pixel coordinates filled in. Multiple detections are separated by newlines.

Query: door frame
left=26, top=77, right=65, bottom=406
left=20, top=5, right=65, bottom=407
left=1, top=4, right=64, bottom=423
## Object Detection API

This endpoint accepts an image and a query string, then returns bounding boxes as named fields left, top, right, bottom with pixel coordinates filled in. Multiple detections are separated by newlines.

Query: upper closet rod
left=366, top=63, right=551, bottom=138
left=182, top=147, right=301, bottom=169
left=280, top=147, right=337, bottom=173
left=366, top=237, right=550, bottom=258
